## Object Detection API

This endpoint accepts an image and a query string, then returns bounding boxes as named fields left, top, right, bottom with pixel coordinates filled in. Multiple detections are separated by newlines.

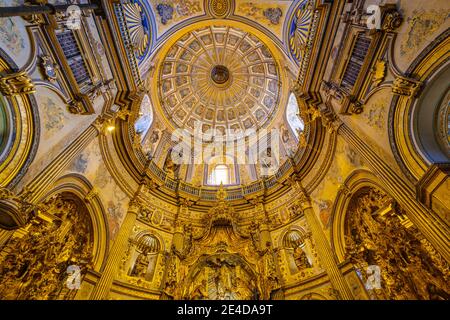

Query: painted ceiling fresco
left=114, top=0, right=316, bottom=81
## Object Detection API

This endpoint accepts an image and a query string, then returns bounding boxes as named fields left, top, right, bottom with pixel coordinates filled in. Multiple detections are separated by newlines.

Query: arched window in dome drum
left=134, top=94, right=153, bottom=142
left=211, top=164, right=230, bottom=185
left=286, top=93, right=304, bottom=140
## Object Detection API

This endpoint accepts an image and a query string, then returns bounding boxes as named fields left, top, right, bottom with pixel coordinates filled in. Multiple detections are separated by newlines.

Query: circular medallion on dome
left=158, top=26, right=281, bottom=137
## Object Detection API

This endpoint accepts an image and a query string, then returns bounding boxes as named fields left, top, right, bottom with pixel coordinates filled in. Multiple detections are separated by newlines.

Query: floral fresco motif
left=41, top=97, right=67, bottom=138
left=400, top=9, right=449, bottom=57
left=0, top=13, right=25, bottom=56
left=153, top=0, right=201, bottom=26
left=239, top=2, right=283, bottom=25
left=364, top=99, right=386, bottom=131
left=318, top=199, right=332, bottom=229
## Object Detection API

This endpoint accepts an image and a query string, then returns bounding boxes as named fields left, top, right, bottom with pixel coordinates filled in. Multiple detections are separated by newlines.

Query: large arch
left=40, top=174, right=110, bottom=272
left=330, top=169, right=387, bottom=262
left=0, top=173, right=109, bottom=299
left=389, top=29, right=450, bottom=182
left=330, top=170, right=450, bottom=300
left=0, top=49, right=40, bottom=190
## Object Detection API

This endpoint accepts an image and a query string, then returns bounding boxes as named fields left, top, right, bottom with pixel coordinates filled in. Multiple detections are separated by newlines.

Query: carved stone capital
left=382, top=9, right=403, bottom=32
left=0, top=187, right=37, bottom=228
left=0, top=71, right=35, bottom=97
left=84, top=187, right=99, bottom=202
left=392, top=76, right=422, bottom=97
left=318, top=103, right=343, bottom=132
left=128, top=197, right=145, bottom=213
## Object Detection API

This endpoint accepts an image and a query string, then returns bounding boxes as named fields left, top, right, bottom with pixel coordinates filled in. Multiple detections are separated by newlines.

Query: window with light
left=211, top=164, right=230, bottom=185
left=286, top=93, right=305, bottom=140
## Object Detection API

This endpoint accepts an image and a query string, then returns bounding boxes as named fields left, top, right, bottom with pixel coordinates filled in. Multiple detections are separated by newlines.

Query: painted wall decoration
left=41, top=96, right=67, bottom=139
left=156, top=3, right=174, bottom=25
left=68, top=139, right=129, bottom=241
left=310, top=136, right=364, bottom=230
left=0, top=0, right=29, bottom=68
left=400, top=9, right=449, bottom=58
left=363, top=99, right=387, bottom=131
left=288, top=0, right=313, bottom=63
left=238, top=2, right=283, bottom=25
left=150, top=0, right=202, bottom=34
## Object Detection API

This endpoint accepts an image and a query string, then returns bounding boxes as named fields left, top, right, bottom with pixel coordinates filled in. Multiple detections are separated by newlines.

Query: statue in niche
left=143, top=129, right=161, bottom=156
left=130, top=251, right=150, bottom=279
left=164, top=148, right=182, bottom=178
left=293, top=246, right=311, bottom=269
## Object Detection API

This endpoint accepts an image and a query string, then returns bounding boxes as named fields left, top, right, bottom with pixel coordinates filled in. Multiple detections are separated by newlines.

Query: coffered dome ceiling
left=158, top=26, right=282, bottom=135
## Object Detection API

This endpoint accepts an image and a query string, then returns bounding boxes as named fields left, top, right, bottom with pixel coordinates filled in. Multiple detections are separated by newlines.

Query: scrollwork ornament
left=0, top=71, right=35, bottom=97
left=382, top=10, right=403, bottom=32
left=392, top=76, right=422, bottom=97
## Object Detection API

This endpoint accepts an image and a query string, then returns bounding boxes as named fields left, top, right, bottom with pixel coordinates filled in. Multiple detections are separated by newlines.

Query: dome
left=158, top=26, right=281, bottom=137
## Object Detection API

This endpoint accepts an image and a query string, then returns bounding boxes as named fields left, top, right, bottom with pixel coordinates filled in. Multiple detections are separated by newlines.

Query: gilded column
left=290, top=177, right=354, bottom=299
left=89, top=197, right=141, bottom=300
left=89, top=160, right=153, bottom=300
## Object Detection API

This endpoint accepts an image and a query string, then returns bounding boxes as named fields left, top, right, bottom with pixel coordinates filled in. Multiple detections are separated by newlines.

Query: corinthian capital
left=128, top=197, right=145, bottom=213
left=0, top=71, right=35, bottom=97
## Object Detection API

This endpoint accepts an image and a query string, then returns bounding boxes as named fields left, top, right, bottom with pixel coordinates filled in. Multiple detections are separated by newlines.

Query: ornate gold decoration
left=68, top=99, right=84, bottom=114
left=84, top=187, right=99, bottom=202
left=208, top=0, right=232, bottom=18
left=22, top=0, right=47, bottom=24
left=382, top=9, right=403, bottom=32
left=345, top=187, right=450, bottom=300
left=0, top=71, right=35, bottom=97
left=392, top=76, right=422, bottom=97
left=0, top=195, right=93, bottom=300
left=0, top=187, right=37, bottom=226
left=40, top=55, right=58, bottom=81
left=372, top=60, right=387, bottom=86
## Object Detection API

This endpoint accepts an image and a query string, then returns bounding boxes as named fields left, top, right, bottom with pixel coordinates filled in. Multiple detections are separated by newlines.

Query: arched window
left=211, top=164, right=230, bottom=185
left=134, top=94, right=153, bottom=142
left=286, top=93, right=304, bottom=140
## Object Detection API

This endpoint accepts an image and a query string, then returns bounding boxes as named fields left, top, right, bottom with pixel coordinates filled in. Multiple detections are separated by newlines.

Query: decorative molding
left=392, top=76, right=422, bottom=97
left=206, top=0, right=234, bottom=18
left=0, top=71, right=36, bottom=97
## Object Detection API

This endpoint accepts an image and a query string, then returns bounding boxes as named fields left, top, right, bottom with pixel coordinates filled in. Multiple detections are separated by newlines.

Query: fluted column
left=89, top=198, right=140, bottom=300
left=291, top=178, right=354, bottom=299
left=338, top=123, right=450, bottom=263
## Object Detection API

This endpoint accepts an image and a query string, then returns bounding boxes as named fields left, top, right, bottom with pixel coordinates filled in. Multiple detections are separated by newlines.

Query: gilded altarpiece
left=0, top=194, right=93, bottom=300
left=345, top=187, right=450, bottom=300
left=161, top=188, right=282, bottom=300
